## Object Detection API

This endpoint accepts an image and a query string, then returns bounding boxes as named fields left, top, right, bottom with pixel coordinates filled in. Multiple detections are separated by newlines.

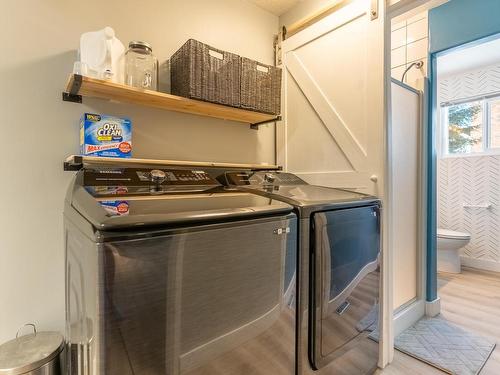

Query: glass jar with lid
left=125, top=41, right=158, bottom=90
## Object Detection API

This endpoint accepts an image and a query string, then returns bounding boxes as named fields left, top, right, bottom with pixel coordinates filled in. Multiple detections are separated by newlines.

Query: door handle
left=370, top=0, right=378, bottom=20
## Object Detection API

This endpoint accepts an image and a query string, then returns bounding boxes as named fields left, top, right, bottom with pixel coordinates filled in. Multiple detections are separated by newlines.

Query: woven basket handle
left=256, top=64, right=269, bottom=74
left=208, top=49, right=224, bottom=60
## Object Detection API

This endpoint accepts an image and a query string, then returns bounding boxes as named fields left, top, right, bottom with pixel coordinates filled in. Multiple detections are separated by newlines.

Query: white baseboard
left=461, top=256, right=500, bottom=273
left=425, top=297, right=441, bottom=317
left=392, top=298, right=441, bottom=338
left=393, top=300, right=425, bottom=336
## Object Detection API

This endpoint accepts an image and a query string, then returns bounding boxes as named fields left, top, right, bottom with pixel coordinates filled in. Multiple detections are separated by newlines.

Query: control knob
left=264, top=173, right=276, bottom=183
left=149, top=169, right=166, bottom=184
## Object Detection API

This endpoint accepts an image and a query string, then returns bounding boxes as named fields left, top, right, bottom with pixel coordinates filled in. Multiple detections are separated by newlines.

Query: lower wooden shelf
left=63, top=74, right=280, bottom=127
left=63, top=155, right=281, bottom=171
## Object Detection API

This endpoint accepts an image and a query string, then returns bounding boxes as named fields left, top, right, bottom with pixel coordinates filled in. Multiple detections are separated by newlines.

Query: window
left=442, top=96, right=500, bottom=155
left=489, top=99, right=500, bottom=148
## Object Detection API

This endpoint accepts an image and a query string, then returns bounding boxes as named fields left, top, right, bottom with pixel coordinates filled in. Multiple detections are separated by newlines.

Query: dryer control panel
left=223, top=171, right=306, bottom=186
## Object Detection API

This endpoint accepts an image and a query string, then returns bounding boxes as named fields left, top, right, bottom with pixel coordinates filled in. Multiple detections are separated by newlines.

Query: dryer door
left=310, top=204, right=380, bottom=369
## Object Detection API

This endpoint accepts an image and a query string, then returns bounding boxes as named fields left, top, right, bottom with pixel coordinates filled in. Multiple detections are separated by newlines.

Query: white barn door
left=278, top=0, right=390, bottom=367
left=278, top=0, right=384, bottom=196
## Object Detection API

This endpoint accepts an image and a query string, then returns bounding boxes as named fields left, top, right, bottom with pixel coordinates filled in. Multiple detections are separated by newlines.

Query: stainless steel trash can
left=0, top=325, right=64, bottom=375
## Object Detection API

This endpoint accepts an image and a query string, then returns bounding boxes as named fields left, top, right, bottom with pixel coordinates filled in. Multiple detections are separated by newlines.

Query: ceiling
left=247, top=0, right=301, bottom=16
left=437, top=37, right=500, bottom=77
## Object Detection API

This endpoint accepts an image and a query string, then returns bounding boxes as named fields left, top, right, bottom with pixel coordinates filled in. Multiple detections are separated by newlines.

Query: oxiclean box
left=80, top=113, right=132, bottom=158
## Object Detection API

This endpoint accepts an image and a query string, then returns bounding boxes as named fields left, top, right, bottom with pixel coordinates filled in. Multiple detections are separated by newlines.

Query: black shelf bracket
left=250, top=115, right=282, bottom=130
left=62, top=74, right=83, bottom=103
left=63, top=155, right=84, bottom=171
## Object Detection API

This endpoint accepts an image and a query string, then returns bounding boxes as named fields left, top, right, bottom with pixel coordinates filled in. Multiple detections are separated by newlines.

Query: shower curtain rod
left=440, top=91, right=500, bottom=107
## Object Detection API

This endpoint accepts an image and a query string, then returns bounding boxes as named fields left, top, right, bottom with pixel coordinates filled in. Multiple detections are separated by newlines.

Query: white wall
left=437, top=63, right=500, bottom=272
left=0, top=0, right=278, bottom=344
left=390, top=10, right=428, bottom=89
left=279, top=0, right=336, bottom=27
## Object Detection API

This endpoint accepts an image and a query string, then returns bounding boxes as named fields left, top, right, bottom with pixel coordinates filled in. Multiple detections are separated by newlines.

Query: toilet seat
left=437, top=228, right=471, bottom=240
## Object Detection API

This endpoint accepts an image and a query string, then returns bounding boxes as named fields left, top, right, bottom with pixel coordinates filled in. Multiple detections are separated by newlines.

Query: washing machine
left=64, top=166, right=298, bottom=375
left=219, top=171, right=382, bottom=375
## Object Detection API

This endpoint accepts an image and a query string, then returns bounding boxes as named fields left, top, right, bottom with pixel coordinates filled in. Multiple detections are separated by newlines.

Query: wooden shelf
left=63, top=74, right=280, bottom=127
left=63, top=155, right=281, bottom=171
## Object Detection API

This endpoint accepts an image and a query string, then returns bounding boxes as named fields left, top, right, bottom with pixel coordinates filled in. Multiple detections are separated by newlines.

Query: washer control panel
left=84, top=168, right=218, bottom=186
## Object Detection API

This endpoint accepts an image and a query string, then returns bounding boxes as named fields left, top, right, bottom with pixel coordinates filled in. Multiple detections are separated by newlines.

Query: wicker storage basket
left=170, top=39, right=241, bottom=107
left=240, top=57, right=281, bottom=115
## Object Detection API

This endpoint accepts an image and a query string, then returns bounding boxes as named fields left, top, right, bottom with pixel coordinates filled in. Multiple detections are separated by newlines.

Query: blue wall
left=426, top=56, right=438, bottom=303
left=427, top=0, right=500, bottom=303
left=429, top=0, right=500, bottom=53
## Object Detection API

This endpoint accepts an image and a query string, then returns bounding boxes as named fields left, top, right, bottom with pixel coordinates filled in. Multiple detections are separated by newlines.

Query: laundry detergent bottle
left=79, top=27, right=125, bottom=83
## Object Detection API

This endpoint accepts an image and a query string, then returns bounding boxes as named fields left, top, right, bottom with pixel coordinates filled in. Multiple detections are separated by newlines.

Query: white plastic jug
left=79, top=27, right=125, bottom=83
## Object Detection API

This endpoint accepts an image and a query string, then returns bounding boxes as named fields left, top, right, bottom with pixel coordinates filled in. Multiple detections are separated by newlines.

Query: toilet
left=437, top=228, right=471, bottom=273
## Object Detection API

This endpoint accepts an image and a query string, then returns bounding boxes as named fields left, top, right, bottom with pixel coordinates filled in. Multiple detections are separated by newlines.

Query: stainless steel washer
left=64, top=166, right=297, bottom=375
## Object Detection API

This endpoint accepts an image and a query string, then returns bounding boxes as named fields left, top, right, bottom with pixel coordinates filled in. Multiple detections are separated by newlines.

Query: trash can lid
left=0, top=332, right=64, bottom=375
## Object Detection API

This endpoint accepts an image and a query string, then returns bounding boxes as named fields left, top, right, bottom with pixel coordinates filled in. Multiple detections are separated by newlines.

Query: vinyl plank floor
left=174, top=267, right=500, bottom=374
left=378, top=267, right=500, bottom=374
left=437, top=267, right=500, bottom=375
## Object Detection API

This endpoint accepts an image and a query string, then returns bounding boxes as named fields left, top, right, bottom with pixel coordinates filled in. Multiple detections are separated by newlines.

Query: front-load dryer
left=220, top=171, right=381, bottom=375
left=64, top=166, right=297, bottom=375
